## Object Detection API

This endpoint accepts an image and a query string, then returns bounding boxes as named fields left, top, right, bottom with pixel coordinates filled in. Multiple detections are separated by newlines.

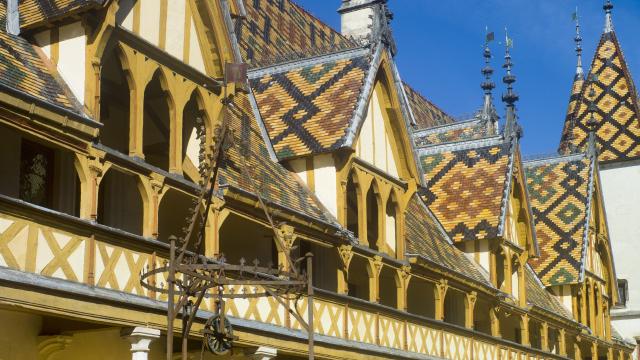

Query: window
left=618, top=279, right=629, bottom=307
left=20, top=140, right=54, bottom=208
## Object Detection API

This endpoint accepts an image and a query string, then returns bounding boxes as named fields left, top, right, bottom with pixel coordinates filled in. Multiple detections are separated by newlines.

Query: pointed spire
left=502, top=29, right=521, bottom=139
left=480, top=29, right=497, bottom=132
left=574, top=7, right=584, bottom=79
left=586, top=78, right=599, bottom=156
left=604, top=0, right=614, bottom=33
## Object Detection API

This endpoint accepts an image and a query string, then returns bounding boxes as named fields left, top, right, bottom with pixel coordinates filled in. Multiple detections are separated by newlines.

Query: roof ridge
left=288, top=0, right=348, bottom=43
left=403, top=81, right=456, bottom=123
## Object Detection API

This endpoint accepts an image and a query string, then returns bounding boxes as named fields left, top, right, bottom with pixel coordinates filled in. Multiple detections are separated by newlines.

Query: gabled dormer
left=249, top=0, right=420, bottom=260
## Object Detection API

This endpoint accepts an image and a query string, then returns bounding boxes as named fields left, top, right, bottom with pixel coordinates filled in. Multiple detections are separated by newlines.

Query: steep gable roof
left=524, top=265, right=572, bottom=318
left=249, top=49, right=371, bottom=160
left=403, top=83, right=455, bottom=130
left=418, top=138, right=513, bottom=243
left=560, top=31, right=640, bottom=163
left=0, top=1, right=84, bottom=116
left=413, top=118, right=490, bottom=148
left=19, top=0, right=104, bottom=31
left=218, top=90, right=337, bottom=226
left=239, top=0, right=357, bottom=68
left=524, top=153, right=593, bottom=286
left=405, top=194, right=491, bottom=286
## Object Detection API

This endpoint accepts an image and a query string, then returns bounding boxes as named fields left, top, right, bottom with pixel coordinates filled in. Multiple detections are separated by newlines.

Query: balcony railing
left=0, top=194, right=573, bottom=359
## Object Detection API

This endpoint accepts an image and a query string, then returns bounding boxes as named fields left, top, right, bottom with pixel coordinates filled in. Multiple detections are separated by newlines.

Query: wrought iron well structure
left=140, top=68, right=315, bottom=360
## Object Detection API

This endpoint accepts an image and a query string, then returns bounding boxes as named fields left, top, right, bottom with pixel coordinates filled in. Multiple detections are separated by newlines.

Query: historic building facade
left=0, top=0, right=635, bottom=359
left=558, top=2, right=640, bottom=358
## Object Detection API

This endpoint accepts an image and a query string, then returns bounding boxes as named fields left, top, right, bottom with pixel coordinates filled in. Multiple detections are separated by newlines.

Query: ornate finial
left=480, top=29, right=498, bottom=133
left=481, top=29, right=496, bottom=95
left=502, top=28, right=520, bottom=139
left=604, top=0, right=614, bottom=33
left=573, top=7, right=584, bottom=79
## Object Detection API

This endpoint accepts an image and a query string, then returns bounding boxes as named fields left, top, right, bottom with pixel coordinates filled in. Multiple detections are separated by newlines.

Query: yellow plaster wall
left=115, top=0, right=207, bottom=74
left=355, top=89, right=399, bottom=178
left=0, top=309, right=41, bottom=360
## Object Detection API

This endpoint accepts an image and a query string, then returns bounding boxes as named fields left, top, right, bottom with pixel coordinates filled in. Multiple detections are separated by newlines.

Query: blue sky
left=293, top=0, right=640, bottom=156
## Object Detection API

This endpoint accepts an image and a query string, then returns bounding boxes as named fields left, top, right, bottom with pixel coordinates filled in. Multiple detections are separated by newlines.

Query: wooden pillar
left=464, top=291, right=477, bottom=329
left=337, top=245, right=353, bottom=295
left=434, top=279, right=449, bottom=321
left=581, top=282, right=588, bottom=326
left=591, top=342, right=599, bottom=360
left=490, top=306, right=501, bottom=338
left=541, top=322, right=549, bottom=352
left=596, top=286, right=604, bottom=337
left=369, top=256, right=383, bottom=303
left=275, top=224, right=297, bottom=272
left=205, top=197, right=227, bottom=258
left=129, top=76, right=145, bottom=158
left=137, top=175, right=165, bottom=238
left=73, top=153, right=107, bottom=221
left=588, top=281, right=597, bottom=333
left=574, top=337, right=582, bottom=360
left=558, top=328, right=567, bottom=356
left=357, top=176, right=369, bottom=247
left=520, top=314, right=530, bottom=347
left=397, top=266, right=411, bottom=311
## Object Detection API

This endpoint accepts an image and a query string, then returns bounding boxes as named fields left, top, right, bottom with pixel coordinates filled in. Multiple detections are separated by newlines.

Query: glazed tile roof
left=405, top=194, right=491, bottom=286
left=560, top=31, right=640, bottom=163
left=524, top=154, right=593, bottom=286
left=404, top=83, right=455, bottom=130
left=414, top=119, right=490, bottom=148
left=419, top=140, right=512, bottom=243
left=525, top=265, right=572, bottom=318
left=558, top=74, right=585, bottom=154
left=239, top=0, right=357, bottom=68
left=218, top=91, right=336, bottom=225
left=19, top=0, right=103, bottom=30
left=0, top=2, right=83, bottom=115
left=250, top=53, right=370, bottom=160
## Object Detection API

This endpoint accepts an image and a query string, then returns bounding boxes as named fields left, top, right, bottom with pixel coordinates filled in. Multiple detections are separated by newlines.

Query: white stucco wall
left=340, top=7, right=374, bottom=39
left=601, top=164, right=640, bottom=345
left=58, top=22, right=86, bottom=104
left=289, top=158, right=307, bottom=186
left=355, top=90, right=399, bottom=178
left=313, top=154, right=337, bottom=217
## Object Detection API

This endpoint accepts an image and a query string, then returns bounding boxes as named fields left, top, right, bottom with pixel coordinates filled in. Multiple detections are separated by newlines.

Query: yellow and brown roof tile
left=404, top=83, right=456, bottom=130
left=0, top=2, right=83, bottom=116
left=19, top=0, right=104, bottom=30
left=419, top=140, right=512, bottom=243
left=219, top=91, right=336, bottom=225
left=250, top=54, right=370, bottom=160
left=524, top=154, right=593, bottom=286
left=239, top=0, right=357, bottom=68
left=414, top=119, right=490, bottom=147
left=405, top=194, right=491, bottom=286
left=560, top=31, right=640, bottom=163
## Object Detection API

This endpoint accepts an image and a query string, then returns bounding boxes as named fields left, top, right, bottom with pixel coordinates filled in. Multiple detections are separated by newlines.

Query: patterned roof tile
left=560, top=31, right=640, bottom=163
left=414, top=119, right=489, bottom=147
left=404, top=83, right=455, bottom=130
left=525, top=265, right=572, bottom=318
left=219, top=91, right=335, bottom=225
left=405, top=194, right=491, bottom=286
left=239, top=0, right=357, bottom=68
left=524, top=155, right=592, bottom=286
left=19, top=0, right=103, bottom=30
left=0, top=2, right=82, bottom=115
left=250, top=55, right=370, bottom=160
left=419, top=141, right=512, bottom=242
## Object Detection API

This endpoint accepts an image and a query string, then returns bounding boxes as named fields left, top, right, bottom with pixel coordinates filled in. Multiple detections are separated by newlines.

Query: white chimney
left=338, top=0, right=385, bottom=40
left=6, top=0, right=20, bottom=36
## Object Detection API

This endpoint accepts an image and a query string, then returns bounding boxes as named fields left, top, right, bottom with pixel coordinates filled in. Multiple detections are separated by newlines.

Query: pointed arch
left=181, top=88, right=209, bottom=181
left=99, top=42, right=135, bottom=154
left=384, top=189, right=400, bottom=256
left=366, top=179, right=382, bottom=251
left=143, top=69, right=175, bottom=171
